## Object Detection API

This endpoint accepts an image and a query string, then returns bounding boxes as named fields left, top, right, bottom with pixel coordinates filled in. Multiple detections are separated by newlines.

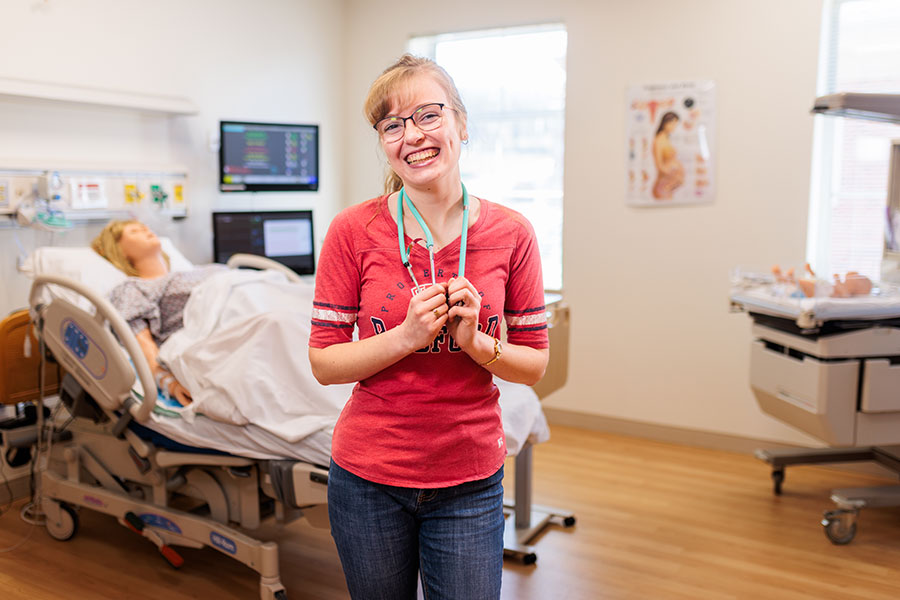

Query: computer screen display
left=219, top=121, right=319, bottom=192
left=212, top=210, right=315, bottom=275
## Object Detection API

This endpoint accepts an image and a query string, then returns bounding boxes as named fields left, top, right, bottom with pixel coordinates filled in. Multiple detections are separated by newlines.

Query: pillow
left=21, top=237, right=194, bottom=312
left=161, top=238, right=194, bottom=273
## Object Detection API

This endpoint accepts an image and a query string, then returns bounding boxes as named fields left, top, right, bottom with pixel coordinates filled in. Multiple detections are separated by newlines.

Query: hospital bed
left=2, top=241, right=570, bottom=598
left=731, top=284, right=900, bottom=544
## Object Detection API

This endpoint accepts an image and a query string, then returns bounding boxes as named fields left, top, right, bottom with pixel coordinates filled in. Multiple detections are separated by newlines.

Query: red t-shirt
left=310, top=195, right=548, bottom=488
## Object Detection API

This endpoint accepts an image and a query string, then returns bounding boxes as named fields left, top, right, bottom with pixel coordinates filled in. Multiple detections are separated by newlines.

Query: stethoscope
left=396, top=183, right=469, bottom=292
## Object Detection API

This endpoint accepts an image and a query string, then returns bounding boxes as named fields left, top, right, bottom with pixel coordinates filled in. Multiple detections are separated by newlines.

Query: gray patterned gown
left=109, top=265, right=227, bottom=345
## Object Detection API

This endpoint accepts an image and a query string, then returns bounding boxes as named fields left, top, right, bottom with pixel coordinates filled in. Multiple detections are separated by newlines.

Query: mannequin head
left=91, top=220, right=169, bottom=277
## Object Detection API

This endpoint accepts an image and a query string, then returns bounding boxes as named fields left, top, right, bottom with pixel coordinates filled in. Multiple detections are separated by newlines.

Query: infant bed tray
left=732, top=287, right=900, bottom=545
left=731, top=286, right=900, bottom=329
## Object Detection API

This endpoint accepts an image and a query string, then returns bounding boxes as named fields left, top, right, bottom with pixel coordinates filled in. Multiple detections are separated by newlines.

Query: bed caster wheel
left=45, top=502, right=79, bottom=541
left=274, top=590, right=287, bottom=600
left=822, top=509, right=857, bottom=545
left=563, top=516, right=576, bottom=527
left=771, top=469, right=785, bottom=495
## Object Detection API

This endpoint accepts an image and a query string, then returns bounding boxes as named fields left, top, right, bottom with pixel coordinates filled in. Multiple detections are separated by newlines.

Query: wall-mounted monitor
left=219, top=120, right=319, bottom=192
left=212, top=210, right=315, bottom=275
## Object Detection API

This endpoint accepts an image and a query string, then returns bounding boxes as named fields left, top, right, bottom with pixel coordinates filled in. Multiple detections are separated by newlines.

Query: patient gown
left=109, top=265, right=227, bottom=345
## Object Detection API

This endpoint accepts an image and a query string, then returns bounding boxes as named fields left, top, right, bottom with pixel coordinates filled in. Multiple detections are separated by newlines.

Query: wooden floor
left=2, top=425, right=900, bottom=599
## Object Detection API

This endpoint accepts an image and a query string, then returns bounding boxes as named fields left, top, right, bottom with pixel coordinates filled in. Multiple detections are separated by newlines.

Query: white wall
left=0, top=0, right=345, bottom=314
left=0, top=0, right=829, bottom=446
left=343, top=0, right=825, bottom=445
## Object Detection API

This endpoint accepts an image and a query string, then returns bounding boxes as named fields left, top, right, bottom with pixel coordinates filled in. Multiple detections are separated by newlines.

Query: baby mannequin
left=772, top=264, right=872, bottom=298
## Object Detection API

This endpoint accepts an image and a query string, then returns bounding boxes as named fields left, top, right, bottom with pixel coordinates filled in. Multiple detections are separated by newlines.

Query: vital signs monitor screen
left=219, top=121, right=319, bottom=192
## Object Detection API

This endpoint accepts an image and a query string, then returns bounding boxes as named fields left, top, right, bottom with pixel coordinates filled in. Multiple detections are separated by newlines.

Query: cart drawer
left=750, top=340, right=859, bottom=445
left=861, top=359, right=900, bottom=413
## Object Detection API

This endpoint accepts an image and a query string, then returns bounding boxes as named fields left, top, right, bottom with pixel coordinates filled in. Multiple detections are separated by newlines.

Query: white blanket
left=731, top=285, right=900, bottom=328
left=156, top=269, right=549, bottom=451
left=158, top=270, right=352, bottom=442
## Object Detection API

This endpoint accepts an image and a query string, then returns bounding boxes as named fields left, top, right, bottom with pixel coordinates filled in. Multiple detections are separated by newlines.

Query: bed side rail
left=29, top=274, right=156, bottom=423
left=226, top=253, right=302, bottom=283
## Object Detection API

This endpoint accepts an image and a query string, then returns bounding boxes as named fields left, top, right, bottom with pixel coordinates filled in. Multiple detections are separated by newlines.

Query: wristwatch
left=481, top=337, right=502, bottom=367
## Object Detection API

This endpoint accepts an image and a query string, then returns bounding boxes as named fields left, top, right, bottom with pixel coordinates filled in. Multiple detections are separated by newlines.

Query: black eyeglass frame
left=373, top=103, right=452, bottom=138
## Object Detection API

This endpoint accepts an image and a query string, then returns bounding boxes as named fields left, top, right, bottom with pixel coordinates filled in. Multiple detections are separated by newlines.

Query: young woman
left=308, top=55, right=549, bottom=599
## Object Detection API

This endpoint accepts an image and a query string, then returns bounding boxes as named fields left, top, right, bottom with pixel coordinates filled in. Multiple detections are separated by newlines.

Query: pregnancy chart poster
left=625, top=81, right=716, bottom=207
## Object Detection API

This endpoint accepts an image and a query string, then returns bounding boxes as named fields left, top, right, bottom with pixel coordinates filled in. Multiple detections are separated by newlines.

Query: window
left=409, top=25, right=567, bottom=290
left=807, top=0, right=900, bottom=280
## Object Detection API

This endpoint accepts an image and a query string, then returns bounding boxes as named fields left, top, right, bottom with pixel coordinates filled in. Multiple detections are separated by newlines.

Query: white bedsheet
left=155, top=269, right=550, bottom=455
left=146, top=377, right=547, bottom=464
left=732, top=286, right=900, bottom=328
left=23, top=244, right=551, bottom=463
left=159, top=270, right=343, bottom=442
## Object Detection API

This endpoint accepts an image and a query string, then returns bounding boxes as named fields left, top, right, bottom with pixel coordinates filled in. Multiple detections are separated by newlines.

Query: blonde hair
left=91, top=220, right=169, bottom=276
left=364, top=54, right=468, bottom=195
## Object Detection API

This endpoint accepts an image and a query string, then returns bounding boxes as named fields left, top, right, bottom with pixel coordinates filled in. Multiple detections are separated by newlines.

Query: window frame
left=408, top=24, right=567, bottom=292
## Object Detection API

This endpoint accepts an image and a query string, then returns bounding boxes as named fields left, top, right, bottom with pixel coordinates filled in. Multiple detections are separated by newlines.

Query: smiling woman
left=307, top=54, right=550, bottom=599
left=365, top=57, right=469, bottom=197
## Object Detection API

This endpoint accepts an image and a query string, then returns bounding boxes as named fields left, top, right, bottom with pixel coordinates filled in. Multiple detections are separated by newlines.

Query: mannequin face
left=118, top=222, right=161, bottom=264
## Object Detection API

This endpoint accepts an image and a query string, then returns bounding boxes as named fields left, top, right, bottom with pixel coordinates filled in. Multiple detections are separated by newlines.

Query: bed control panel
left=62, top=319, right=107, bottom=378
left=63, top=322, right=89, bottom=358
left=39, top=297, right=135, bottom=412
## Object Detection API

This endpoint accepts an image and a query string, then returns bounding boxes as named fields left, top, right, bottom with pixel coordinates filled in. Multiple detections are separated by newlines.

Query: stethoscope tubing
left=396, top=183, right=469, bottom=290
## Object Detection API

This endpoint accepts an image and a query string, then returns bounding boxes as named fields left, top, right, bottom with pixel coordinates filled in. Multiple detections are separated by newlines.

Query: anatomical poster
left=625, top=81, right=716, bottom=207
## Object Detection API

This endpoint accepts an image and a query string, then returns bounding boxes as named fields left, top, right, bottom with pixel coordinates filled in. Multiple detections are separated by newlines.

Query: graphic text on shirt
left=369, top=315, right=500, bottom=354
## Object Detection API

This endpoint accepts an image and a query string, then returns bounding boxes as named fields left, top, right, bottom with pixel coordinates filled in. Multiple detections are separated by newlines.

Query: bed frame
left=3, top=255, right=573, bottom=599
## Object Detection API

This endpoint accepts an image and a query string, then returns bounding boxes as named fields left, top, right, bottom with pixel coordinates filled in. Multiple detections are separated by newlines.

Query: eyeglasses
left=374, top=103, right=451, bottom=142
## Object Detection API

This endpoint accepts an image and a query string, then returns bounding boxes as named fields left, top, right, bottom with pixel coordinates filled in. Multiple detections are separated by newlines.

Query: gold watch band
left=481, top=337, right=502, bottom=367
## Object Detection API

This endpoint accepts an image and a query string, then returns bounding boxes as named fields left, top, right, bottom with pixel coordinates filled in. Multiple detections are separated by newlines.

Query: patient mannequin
left=831, top=271, right=873, bottom=297
left=772, top=264, right=872, bottom=298
left=92, top=220, right=224, bottom=406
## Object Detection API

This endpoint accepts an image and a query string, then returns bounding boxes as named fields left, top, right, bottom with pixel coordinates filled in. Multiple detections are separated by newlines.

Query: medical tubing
left=33, top=333, right=47, bottom=506
left=155, top=371, right=175, bottom=400
left=399, top=189, right=436, bottom=287
left=458, top=183, right=469, bottom=278
left=0, top=507, right=38, bottom=553
left=396, top=183, right=469, bottom=283
left=0, top=463, right=13, bottom=515
left=401, top=188, right=435, bottom=252
left=396, top=192, right=411, bottom=268
left=429, top=249, right=437, bottom=287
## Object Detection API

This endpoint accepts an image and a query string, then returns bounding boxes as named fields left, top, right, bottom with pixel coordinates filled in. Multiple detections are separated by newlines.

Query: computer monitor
left=219, top=121, right=319, bottom=192
left=212, top=210, right=315, bottom=275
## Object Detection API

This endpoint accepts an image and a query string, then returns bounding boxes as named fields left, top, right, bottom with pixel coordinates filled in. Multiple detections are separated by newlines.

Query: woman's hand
left=446, top=277, right=483, bottom=352
left=398, top=282, right=449, bottom=351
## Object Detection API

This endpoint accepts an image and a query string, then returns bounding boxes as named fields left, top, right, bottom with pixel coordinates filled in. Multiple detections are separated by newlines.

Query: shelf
left=0, top=76, right=198, bottom=116
left=0, top=162, right=189, bottom=177
left=1, top=207, right=187, bottom=229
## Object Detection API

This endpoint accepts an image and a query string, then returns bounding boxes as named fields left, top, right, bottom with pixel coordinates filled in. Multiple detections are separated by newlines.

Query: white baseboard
left=541, top=407, right=899, bottom=478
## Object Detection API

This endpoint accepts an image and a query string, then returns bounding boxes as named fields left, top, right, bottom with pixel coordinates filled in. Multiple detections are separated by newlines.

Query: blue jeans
left=327, top=460, right=505, bottom=600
